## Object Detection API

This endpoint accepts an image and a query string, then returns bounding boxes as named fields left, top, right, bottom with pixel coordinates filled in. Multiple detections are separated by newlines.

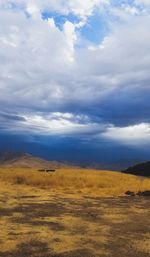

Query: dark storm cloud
left=0, top=111, right=27, bottom=132
left=0, top=111, right=26, bottom=122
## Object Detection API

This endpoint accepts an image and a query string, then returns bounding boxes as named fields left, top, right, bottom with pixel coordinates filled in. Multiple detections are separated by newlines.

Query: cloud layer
left=0, top=0, right=150, bottom=150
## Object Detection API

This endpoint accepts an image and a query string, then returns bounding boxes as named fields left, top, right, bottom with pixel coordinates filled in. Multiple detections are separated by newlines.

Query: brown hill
left=0, top=151, right=65, bottom=169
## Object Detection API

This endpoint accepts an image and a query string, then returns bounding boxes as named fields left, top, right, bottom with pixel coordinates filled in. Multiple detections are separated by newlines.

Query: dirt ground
left=0, top=186, right=150, bottom=257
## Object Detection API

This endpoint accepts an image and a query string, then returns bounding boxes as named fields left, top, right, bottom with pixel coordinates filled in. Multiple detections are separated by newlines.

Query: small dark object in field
left=46, top=169, right=55, bottom=172
left=125, top=190, right=150, bottom=197
left=15, top=176, right=25, bottom=184
left=125, top=191, right=135, bottom=196
left=137, top=190, right=150, bottom=196
left=38, top=169, right=55, bottom=173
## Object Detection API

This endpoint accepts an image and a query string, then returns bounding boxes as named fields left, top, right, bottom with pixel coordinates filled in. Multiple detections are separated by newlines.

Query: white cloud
left=135, top=0, right=150, bottom=6
left=26, top=2, right=40, bottom=19
left=0, top=0, right=109, bottom=20
left=63, top=21, right=77, bottom=61
left=2, top=112, right=99, bottom=136
left=66, top=0, right=109, bottom=20
left=102, top=123, right=150, bottom=145
left=0, top=6, right=77, bottom=109
left=111, top=5, right=139, bottom=21
left=1, top=8, right=150, bottom=112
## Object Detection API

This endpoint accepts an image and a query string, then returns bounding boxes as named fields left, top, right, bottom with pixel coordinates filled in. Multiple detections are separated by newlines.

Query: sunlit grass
left=0, top=167, right=149, bottom=196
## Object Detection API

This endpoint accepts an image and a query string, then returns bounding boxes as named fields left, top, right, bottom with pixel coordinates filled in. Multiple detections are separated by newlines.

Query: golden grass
left=0, top=167, right=149, bottom=197
left=0, top=207, right=111, bottom=254
left=0, top=167, right=149, bottom=256
left=133, top=234, right=150, bottom=254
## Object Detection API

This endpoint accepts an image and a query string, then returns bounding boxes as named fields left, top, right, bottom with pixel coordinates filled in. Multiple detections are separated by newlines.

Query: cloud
left=135, top=0, right=150, bottom=7
left=0, top=0, right=150, bottom=149
left=0, top=111, right=102, bottom=136
left=102, top=123, right=150, bottom=146
left=0, top=0, right=109, bottom=20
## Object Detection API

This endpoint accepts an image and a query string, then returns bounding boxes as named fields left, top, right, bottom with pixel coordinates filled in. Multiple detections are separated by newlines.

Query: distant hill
left=0, top=151, right=66, bottom=169
left=82, top=159, right=144, bottom=171
left=122, top=161, right=150, bottom=177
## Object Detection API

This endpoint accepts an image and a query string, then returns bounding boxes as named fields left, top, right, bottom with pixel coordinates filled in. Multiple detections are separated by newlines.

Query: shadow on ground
left=0, top=195, right=150, bottom=257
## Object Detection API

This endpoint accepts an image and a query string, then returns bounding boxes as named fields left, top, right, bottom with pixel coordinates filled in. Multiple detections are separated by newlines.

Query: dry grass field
left=0, top=167, right=150, bottom=257
left=0, top=167, right=150, bottom=196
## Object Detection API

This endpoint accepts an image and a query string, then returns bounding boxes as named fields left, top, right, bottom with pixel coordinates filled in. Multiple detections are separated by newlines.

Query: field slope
left=0, top=167, right=149, bottom=257
left=0, top=167, right=150, bottom=196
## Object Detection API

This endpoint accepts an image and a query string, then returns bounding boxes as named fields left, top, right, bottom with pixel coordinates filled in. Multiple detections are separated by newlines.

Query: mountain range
left=0, top=151, right=149, bottom=177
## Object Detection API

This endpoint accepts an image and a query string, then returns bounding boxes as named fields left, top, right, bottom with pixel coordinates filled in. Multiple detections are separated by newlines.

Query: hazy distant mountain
left=0, top=151, right=147, bottom=172
left=0, top=151, right=66, bottom=169
left=83, top=159, right=144, bottom=171
left=122, top=161, right=150, bottom=177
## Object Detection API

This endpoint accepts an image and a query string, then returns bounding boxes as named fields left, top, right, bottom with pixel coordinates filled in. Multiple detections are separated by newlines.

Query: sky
left=0, top=0, right=150, bottom=166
